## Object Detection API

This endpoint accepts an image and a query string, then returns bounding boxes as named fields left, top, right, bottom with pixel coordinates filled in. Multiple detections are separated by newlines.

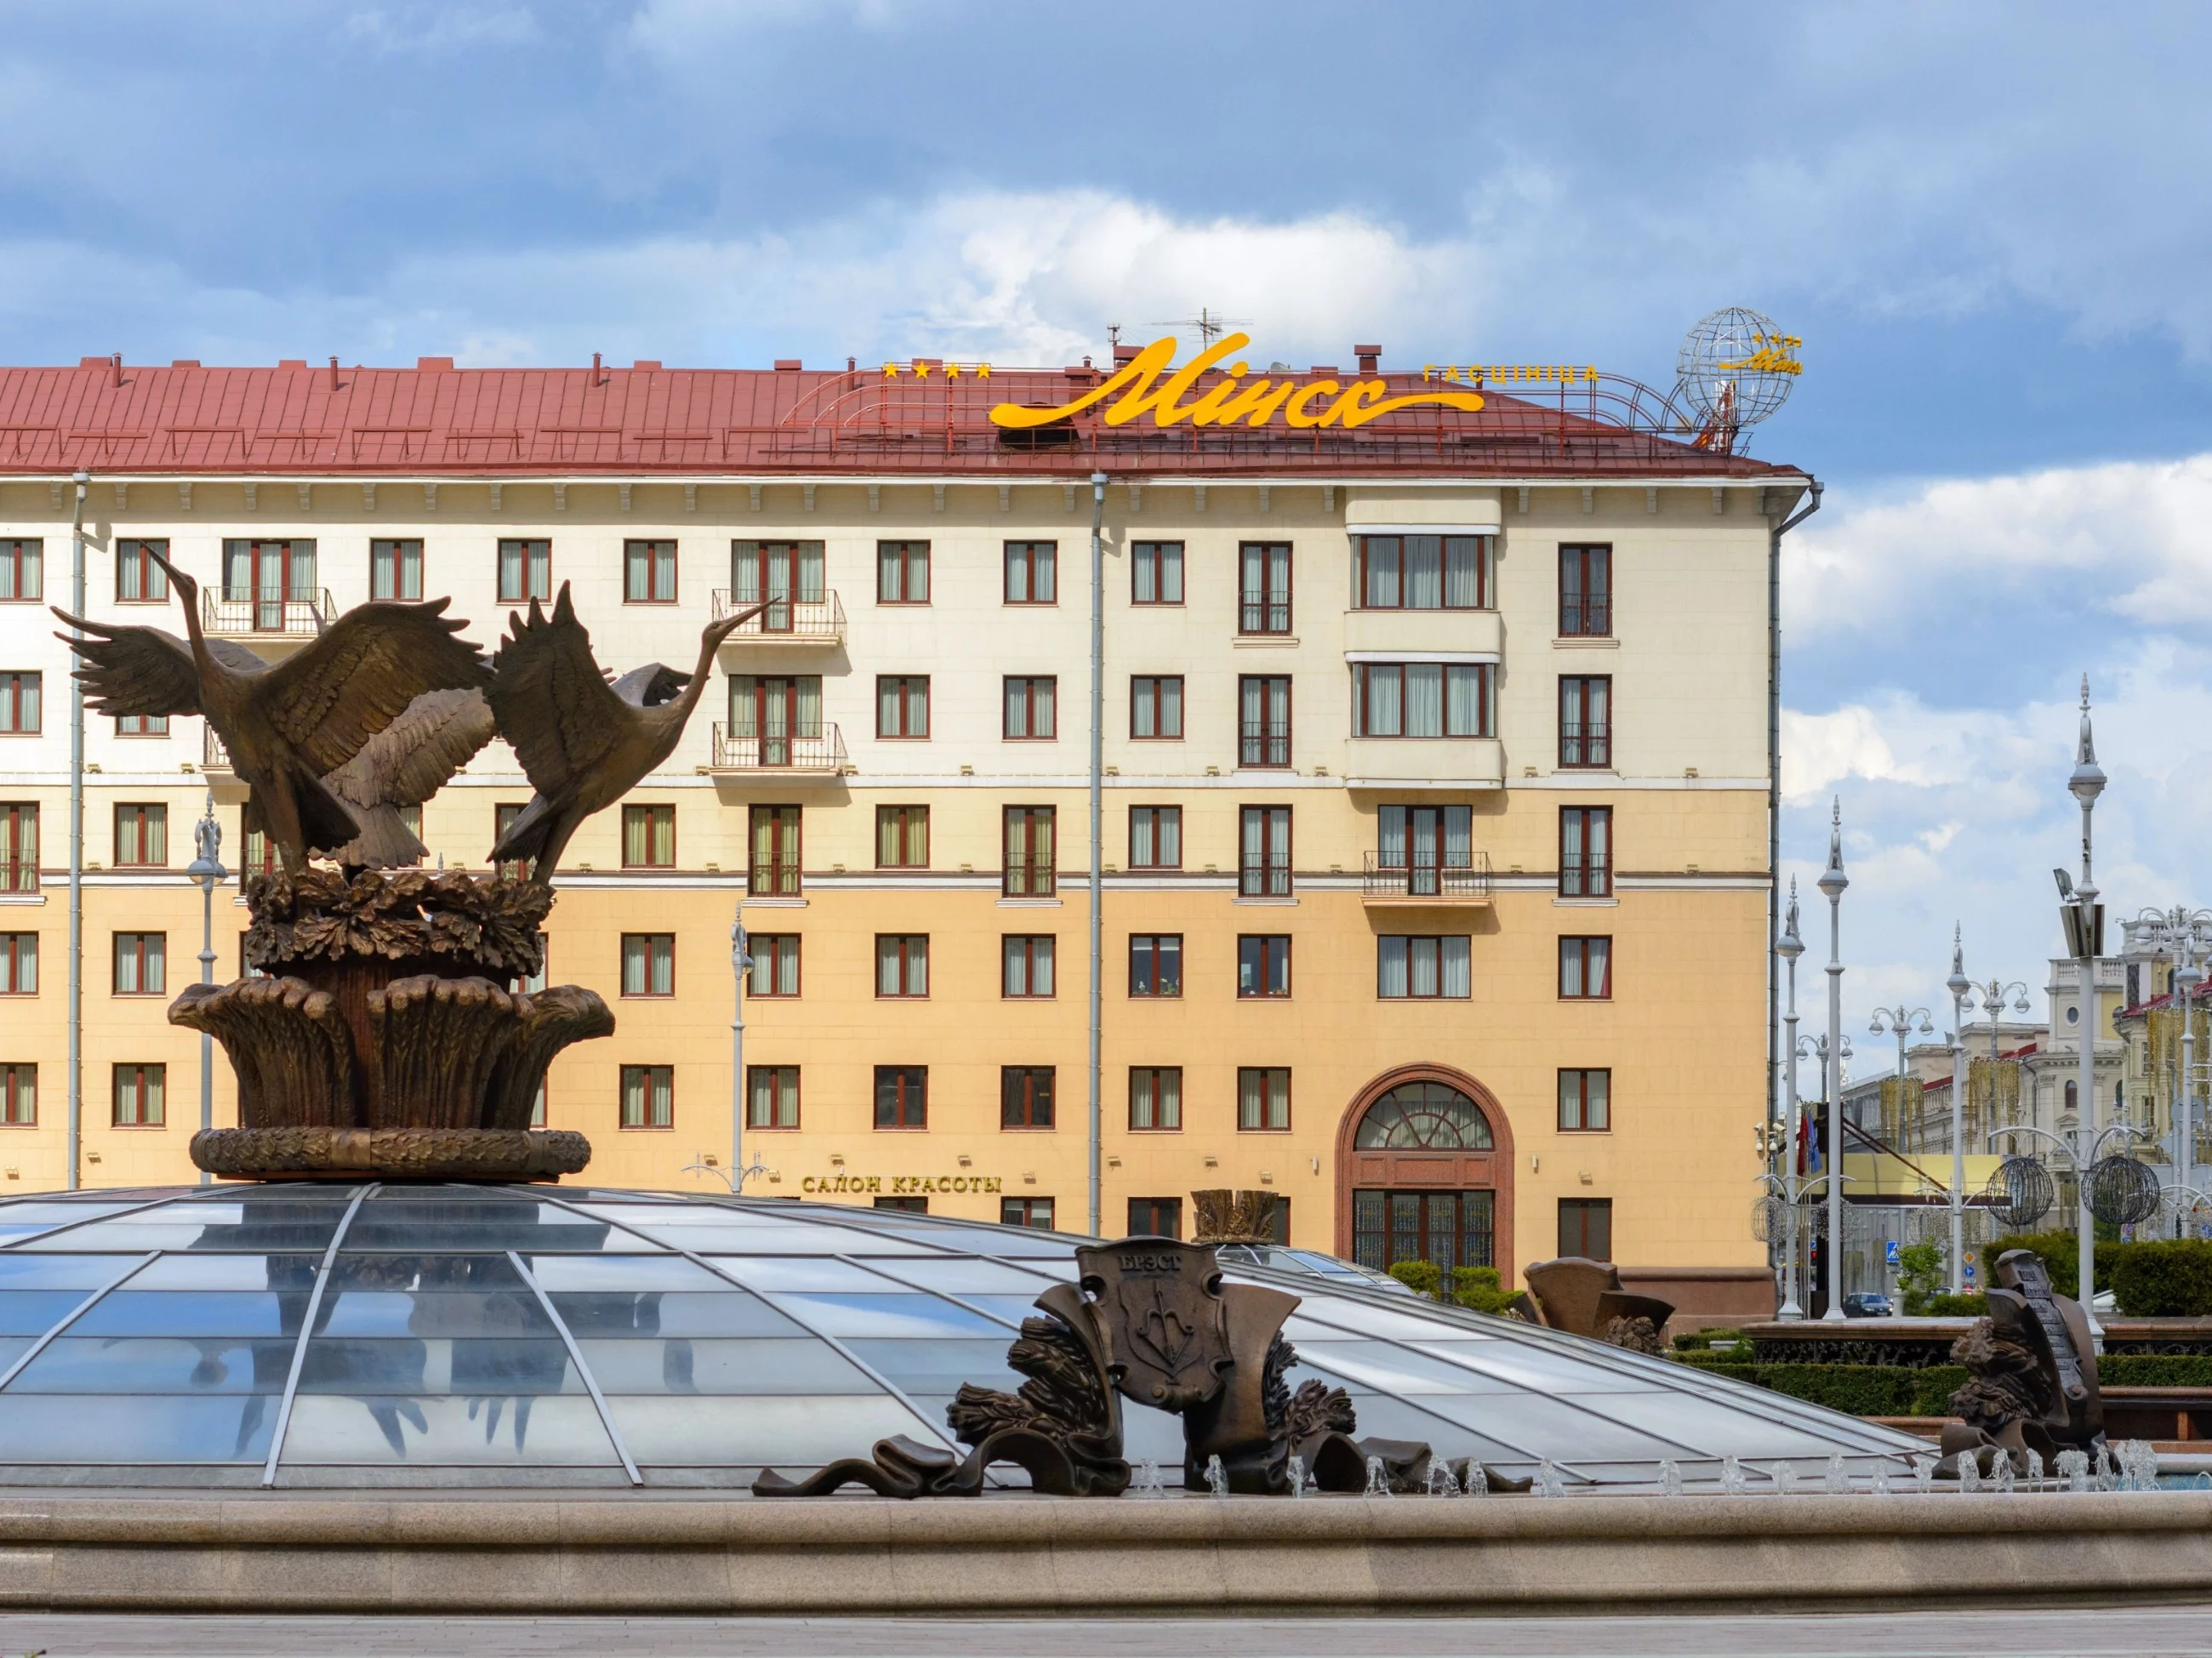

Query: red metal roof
left=0, top=358, right=1804, bottom=481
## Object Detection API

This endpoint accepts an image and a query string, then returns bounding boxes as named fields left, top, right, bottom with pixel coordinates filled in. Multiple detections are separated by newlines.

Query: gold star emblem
left=945, top=362, right=961, bottom=379
left=912, top=360, right=931, bottom=379
left=976, top=362, right=991, bottom=379
left=881, top=362, right=900, bottom=378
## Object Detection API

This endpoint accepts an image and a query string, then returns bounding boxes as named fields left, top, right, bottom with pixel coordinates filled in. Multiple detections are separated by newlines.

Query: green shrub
left=2108, top=1241, right=2212, bottom=1317
left=1984, top=1232, right=2124, bottom=1302
left=1923, top=1293, right=1987, bottom=1318
left=1449, top=1265, right=1513, bottom=1314
left=2100, top=1353, right=2212, bottom=1386
left=1671, top=1327, right=1745, bottom=1352
left=1896, top=1241, right=1946, bottom=1314
left=1679, top=1359, right=1970, bottom=1418
left=1387, top=1260, right=1441, bottom=1298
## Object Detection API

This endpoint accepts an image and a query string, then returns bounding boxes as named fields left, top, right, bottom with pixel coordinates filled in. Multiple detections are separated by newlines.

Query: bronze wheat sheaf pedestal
left=175, top=868, right=608, bottom=1180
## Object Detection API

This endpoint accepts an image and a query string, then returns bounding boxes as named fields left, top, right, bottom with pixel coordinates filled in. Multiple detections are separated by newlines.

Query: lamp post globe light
left=2063, top=678, right=2106, bottom=1341
left=1816, top=798, right=1850, bottom=1321
left=1775, top=883, right=1806, bottom=1320
left=185, top=794, right=225, bottom=1188
left=2124, top=905, right=2212, bottom=1235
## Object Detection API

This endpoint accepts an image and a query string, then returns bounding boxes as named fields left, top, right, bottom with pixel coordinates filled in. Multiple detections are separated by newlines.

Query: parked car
left=1841, top=1292, right=1894, bottom=1318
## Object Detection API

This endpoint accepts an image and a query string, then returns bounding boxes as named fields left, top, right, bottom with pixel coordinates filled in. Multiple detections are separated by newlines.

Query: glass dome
left=0, top=1183, right=1922, bottom=1489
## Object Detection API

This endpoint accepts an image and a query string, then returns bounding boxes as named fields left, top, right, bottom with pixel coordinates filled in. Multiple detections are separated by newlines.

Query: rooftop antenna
left=1150, top=307, right=1250, bottom=350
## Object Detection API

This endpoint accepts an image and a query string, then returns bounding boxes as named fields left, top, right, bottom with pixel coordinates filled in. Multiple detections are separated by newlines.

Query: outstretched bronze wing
left=322, top=687, right=498, bottom=868
left=487, top=584, right=630, bottom=797
left=48, top=611, right=267, bottom=717
left=259, top=598, right=489, bottom=778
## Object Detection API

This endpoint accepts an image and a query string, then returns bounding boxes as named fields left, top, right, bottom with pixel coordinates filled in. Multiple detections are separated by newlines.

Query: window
left=1, top=673, right=39, bottom=734
left=1377, top=936, right=1471, bottom=999
left=876, top=934, right=928, bottom=998
left=1560, top=806, right=1612, bottom=897
left=876, top=675, right=930, bottom=739
left=1004, top=540, right=1057, bottom=604
left=1128, top=806, right=1181, bottom=869
left=1002, top=935, right=1055, bottom=998
left=1559, top=1068, right=1611, bottom=1131
left=1001, top=1196, right=1056, bottom=1229
left=1132, top=540, right=1183, bottom=605
left=1003, top=806, right=1055, bottom=897
left=748, top=933, right=801, bottom=997
left=622, top=804, right=675, bottom=869
left=114, top=804, right=167, bottom=867
left=727, top=675, right=824, bottom=764
left=732, top=542, right=825, bottom=631
left=530, top=1080, right=546, bottom=1128
left=877, top=539, right=930, bottom=604
left=222, top=540, right=316, bottom=629
left=1352, top=1190, right=1492, bottom=1273
left=0, top=539, right=39, bottom=602
left=875, top=1196, right=927, bottom=1214
left=620, top=933, right=675, bottom=997
left=1354, top=534, right=1490, bottom=610
left=492, top=804, right=530, bottom=880
left=1376, top=805, right=1476, bottom=897
left=1238, top=935, right=1291, bottom=998
left=1130, top=675, right=1183, bottom=739
left=1240, top=541, right=1292, bottom=633
left=0, top=932, right=32, bottom=994
left=1240, top=806, right=1291, bottom=897
left=113, top=932, right=167, bottom=995
left=875, top=1065, right=926, bottom=1129
left=876, top=805, right=929, bottom=869
left=1559, top=676, right=1611, bottom=768
left=1559, top=936, right=1613, bottom=1000
left=113, top=1063, right=165, bottom=1127
left=1129, top=1068, right=1182, bottom=1131
left=624, top=539, right=678, bottom=603
left=620, top=1064, right=674, bottom=1130
left=0, top=1063, right=31, bottom=1126
left=116, top=713, right=168, bottom=738
left=1353, top=664, right=1493, bottom=738
left=1001, top=1066, right=1055, bottom=1129
left=1239, top=675, right=1291, bottom=768
left=1129, top=1196, right=1183, bottom=1237
left=370, top=538, right=423, bottom=601
left=1559, top=1197, right=1614, bottom=1261
left=1559, top=544, right=1611, bottom=637
left=2065, top=1080, right=2078, bottom=1113
left=750, top=805, right=801, bottom=896
left=1129, top=934, right=1183, bottom=998
left=1003, top=676, right=1057, bottom=739
left=515, top=941, right=546, bottom=995
left=748, top=1065, right=801, bottom=1130
left=116, top=538, right=167, bottom=603
left=1238, top=1067, right=1291, bottom=1131
left=1354, top=1081, right=1493, bottom=1148
left=499, top=539, right=552, bottom=604
left=0, top=803, right=32, bottom=891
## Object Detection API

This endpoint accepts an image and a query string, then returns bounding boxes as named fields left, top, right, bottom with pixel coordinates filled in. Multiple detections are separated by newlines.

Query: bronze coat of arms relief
left=1077, top=1239, right=1234, bottom=1412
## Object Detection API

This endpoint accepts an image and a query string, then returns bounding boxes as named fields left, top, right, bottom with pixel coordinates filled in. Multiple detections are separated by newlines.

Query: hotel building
left=0, top=346, right=1807, bottom=1314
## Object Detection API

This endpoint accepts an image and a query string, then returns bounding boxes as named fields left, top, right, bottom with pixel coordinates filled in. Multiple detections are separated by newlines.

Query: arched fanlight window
left=1354, top=1080, right=1494, bottom=1150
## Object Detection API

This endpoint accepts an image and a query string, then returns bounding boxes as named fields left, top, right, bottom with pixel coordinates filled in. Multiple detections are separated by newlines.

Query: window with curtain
left=619, top=933, right=675, bottom=997
left=1237, top=935, right=1291, bottom=998
left=877, top=540, right=930, bottom=604
left=223, top=540, right=316, bottom=607
left=1002, top=935, right=1055, bottom=998
left=112, top=1063, right=164, bottom=1127
left=370, top=539, right=423, bottom=601
left=1377, top=806, right=1474, bottom=877
left=1128, top=806, right=1181, bottom=869
left=1129, top=934, right=1182, bottom=998
left=1129, top=1068, right=1182, bottom=1131
left=1239, top=541, right=1292, bottom=633
left=116, top=714, right=168, bottom=737
left=1559, top=935, right=1613, bottom=1000
left=1377, top=936, right=1471, bottom=999
left=1559, top=1069, right=1611, bottom=1131
left=876, top=805, right=928, bottom=869
left=1558, top=1198, right=1613, bottom=1260
left=621, top=804, right=675, bottom=868
left=748, top=1066, right=801, bottom=1130
left=1238, top=1067, right=1291, bottom=1131
left=876, top=934, right=928, bottom=998
left=0, top=539, right=39, bottom=602
left=114, top=804, right=167, bottom=867
left=1004, top=541, right=1058, bottom=604
left=1239, top=675, right=1291, bottom=767
left=1132, top=541, right=1184, bottom=604
left=1355, top=534, right=1489, bottom=609
left=1130, top=675, right=1183, bottom=738
left=727, top=676, right=824, bottom=743
left=113, top=932, right=167, bottom=995
left=1001, top=1066, right=1055, bottom=1129
left=1559, top=676, right=1612, bottom=767
left=731, top=542, right=824, bottom=631
left=499, top=539, right=552, bottom=604
left=1559, top=544, right=1612, bottom=637
left=1559, top=806, right=1612, bottom=897
left=1004, top=676, right=1057, bottom=739
left=875, top=1065, right=927, bottom=1128
left=747, top=934, right=801, bottom=997
left=1001, top=1197, right=1056, bottom=1228
left=1128, top=1195, right=1183, bottom=1235
left=0, top=803, right=35, bottom=892
left=1354, top=664, right=1492, bottom=737
left=619, top=1064, right=674, bottom=1130
left=624, top=539, right=678, bottom=603
left=115, top=539, right=166, bottom=602
left=876, top=675, right=930, bottom=739
left=750, top=805, right=801, bottom=896
left=1240, top=806, right=1291, bottom=897
left=0, top=932, right=34, bottom=994
left=0, top=1063, right=32, bottom=1126
left=1, top=674, right=40, bottom=734
left=1003, top=806, right=1054, bottom=897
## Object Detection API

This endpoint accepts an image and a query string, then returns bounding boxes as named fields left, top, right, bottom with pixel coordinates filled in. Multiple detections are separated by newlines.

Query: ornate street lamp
left=1817, top=799, right=1850, bottom=1321
left=2060, top=677, right=2107, bottom=1341
left=1775, top=884, right=1805, bottom=1320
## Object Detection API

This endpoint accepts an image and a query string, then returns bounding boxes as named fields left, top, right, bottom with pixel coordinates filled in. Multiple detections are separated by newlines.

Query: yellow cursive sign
left=988, top=333, right=1485, bottom=431
left=1713, top=333, right=1804, bottom=375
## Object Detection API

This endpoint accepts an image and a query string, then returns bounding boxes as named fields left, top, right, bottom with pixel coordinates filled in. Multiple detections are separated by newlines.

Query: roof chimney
left=1113, top=344, right=1140, bottom=366
left=592, top=350, right=602, bottom=385
left=416, top=356, right=454, bottom=372
left=1354, top=344, right=1381, bottom=375
left=328, top=356, right=340, bottom=391
left=111, top=351, right=123, bottom=388
left=773, top=359, right=802, bottom=372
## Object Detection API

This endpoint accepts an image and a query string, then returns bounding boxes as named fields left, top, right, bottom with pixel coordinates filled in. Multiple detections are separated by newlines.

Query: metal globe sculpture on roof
left=1673, top=307, right=1801, bottom=453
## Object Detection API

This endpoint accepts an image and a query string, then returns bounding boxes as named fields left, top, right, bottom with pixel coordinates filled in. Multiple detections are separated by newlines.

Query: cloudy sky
left=6, top=2, right=2207, bottom=1075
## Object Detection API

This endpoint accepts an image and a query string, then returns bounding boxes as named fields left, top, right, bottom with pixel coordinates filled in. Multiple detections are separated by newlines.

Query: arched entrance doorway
left=1334, top=1065, right=1516, bottom=1285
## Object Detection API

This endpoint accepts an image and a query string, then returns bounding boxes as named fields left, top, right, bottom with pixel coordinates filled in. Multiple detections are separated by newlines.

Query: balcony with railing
left=711, top=589, right=846, bottom=647
left=203, top=590, right=334, bottom=640
left=709, top=722, right=847, bottom=778
left=1362, top=851, right=1493, bottom=906
left=1239, top=721, right=1291, bottom=770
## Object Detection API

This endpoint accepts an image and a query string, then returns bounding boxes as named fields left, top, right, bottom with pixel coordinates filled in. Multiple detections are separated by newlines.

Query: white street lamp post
left=730, top=905, right=751, bottom=1189
left=185, top=794, right=225, bottom=1188
left=1776, top=882, right=1805, bottom=1320
left=2064, top=679, right=2106, bottom=1343
left=1946, top=932, right=1972, bottom=1296
left=1817, top=799, right=1850, bottom=1320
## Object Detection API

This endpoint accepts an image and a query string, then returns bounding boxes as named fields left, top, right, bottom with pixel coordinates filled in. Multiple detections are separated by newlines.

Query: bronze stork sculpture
left=54, top=547, right=487, bottom=875
left=322, top=687, right=498, bottom=869
left=487, top=582, right=766, bottom=882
